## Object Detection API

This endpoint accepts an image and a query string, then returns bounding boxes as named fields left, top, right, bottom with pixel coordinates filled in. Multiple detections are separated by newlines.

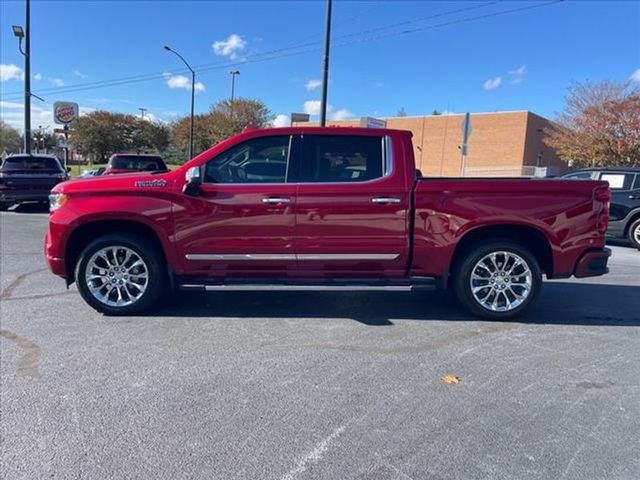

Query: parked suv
left=561, top=168, right=640, bottom=249
left=0, top=154, right=68, bottom=211
left=104, top=154, right=168, bottom=175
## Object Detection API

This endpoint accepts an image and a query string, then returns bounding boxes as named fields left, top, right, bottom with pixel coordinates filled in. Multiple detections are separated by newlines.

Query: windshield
left=1, top=156, right=62, bottom=171
left=110, top=156, right=166, bottom=171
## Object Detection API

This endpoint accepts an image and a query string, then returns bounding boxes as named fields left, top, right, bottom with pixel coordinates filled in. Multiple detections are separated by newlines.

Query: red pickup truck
left=45, top=127, right=611, bottom=319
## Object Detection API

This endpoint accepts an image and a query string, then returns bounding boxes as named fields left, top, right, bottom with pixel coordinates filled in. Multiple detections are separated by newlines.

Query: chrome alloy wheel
left=85, top=246, right=149, bottom=307
left=469, top=251, right=533, bottom=312
left=634, top=224, right=640, bottom=246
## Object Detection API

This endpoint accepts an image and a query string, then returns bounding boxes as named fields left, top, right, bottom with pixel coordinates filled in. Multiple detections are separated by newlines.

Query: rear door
left=291, top=133, right=410, bottom=277
left=173, top=134, right=298, bottom=278
left=599, top=171, right=638, bottom=221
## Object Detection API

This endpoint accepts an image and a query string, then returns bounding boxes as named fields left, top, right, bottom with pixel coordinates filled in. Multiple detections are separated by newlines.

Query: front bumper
left=44, top=230, right=67, bottom=277
left=574, top=247, right=611, bottom=278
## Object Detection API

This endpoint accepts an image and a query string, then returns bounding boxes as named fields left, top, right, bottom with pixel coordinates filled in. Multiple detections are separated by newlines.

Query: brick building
left=306, top=111, right=565, bottom=177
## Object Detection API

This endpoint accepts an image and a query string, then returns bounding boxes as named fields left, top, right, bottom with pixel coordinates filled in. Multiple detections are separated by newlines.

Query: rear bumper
left=1, top=189, right=50, bottom=203
left=574, top=247, right=611, bottom=278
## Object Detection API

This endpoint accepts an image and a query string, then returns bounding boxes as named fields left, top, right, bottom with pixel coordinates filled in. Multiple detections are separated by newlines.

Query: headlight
left=49, top=193, right=68, bottom=212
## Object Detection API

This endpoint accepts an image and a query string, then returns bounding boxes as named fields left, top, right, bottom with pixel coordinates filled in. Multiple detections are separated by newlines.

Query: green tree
left=431, top=109, right=442, bottom=116
left=544, top=80, right=640, bottom=167
left=171, top=98, right=272, bottom=159
left=1, top=121, right=23, bottom=154
left=70, top=111, right=171, bottom=161
left=397, top=107, right=407, bottom=117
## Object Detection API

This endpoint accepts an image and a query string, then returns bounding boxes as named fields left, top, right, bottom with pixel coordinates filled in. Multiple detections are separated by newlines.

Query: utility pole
left=139, top=107, right=147, bottom=120
left=319, top=0, right=332, bottom=127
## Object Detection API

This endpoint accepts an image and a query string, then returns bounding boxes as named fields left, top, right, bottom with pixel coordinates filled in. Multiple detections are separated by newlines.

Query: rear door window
left=600, top=173, right=635, bottom=190
left=296, top=135, right=384, bottom=183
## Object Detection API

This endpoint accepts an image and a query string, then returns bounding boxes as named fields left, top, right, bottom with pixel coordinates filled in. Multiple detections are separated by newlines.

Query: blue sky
left=1, top=0, right=639, bottom=131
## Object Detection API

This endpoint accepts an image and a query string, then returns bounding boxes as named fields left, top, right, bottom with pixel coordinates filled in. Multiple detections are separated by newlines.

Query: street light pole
left=164, top=45, right=195, bottom=160
left=12, top=0, right=31, bottom=153
left=319, top=0, right=332, bottom=127
left=229, top=70, right=240, bottom=103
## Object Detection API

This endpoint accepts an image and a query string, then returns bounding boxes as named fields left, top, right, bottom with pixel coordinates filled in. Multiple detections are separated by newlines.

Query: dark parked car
left=104, top=154, right=168, bottom=175
left=561, top=167, right=640, bottom=249
left=0, top=154, right=68, bottom=211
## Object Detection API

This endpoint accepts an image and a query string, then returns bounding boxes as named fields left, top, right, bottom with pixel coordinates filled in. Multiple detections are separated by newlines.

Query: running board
left=178, top=277, right=437, bottom=292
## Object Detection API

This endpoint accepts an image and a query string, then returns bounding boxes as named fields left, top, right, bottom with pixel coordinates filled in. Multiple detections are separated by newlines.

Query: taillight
left=594, top=185, right=610, bottom=234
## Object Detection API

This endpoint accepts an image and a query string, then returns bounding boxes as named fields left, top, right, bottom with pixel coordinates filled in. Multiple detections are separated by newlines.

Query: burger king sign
left=53, top=101, right=79, bottom=125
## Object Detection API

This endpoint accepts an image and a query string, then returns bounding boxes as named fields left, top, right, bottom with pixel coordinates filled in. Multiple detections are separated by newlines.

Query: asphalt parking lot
left=1, top=205, right=639, bottom=480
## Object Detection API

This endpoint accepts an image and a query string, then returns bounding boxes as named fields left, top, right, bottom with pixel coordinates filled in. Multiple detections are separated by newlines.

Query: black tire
left=75, top=233, right=165, bottom=315
left=453, top=241, right=542, bottom=320
left=628, top=218, right=640, bottom=250
left=0, top=202, right=10, bottom=211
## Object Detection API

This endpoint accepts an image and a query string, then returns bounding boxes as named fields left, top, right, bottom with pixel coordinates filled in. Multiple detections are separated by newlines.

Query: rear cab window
left=296, top=135, right=386, bottom=183
left=110, top=156, right=166, bottom=171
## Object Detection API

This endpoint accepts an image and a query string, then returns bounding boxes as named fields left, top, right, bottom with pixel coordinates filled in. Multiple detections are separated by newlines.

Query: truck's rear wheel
left=75, top=233, right=165, bottom=315
left=454, top=241, right=542, bottom=320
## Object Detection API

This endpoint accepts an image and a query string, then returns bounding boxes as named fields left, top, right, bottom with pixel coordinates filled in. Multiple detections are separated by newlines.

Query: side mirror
left=183, top=166, right=202, bottom=196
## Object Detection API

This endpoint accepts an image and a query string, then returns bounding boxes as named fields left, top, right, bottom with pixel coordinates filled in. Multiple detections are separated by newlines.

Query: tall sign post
left=460, top=112, right=472, bottom=176
left=53, top=101, right=79, bottom=169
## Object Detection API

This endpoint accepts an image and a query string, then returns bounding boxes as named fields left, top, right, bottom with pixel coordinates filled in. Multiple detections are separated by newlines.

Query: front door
left=173, top=134, right=297, bottom=278
left=291, top=133, right=410, bottom=278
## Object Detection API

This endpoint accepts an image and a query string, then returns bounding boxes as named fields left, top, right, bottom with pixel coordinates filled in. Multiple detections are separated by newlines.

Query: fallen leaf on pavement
left=440, top=375, right=461, bottom=384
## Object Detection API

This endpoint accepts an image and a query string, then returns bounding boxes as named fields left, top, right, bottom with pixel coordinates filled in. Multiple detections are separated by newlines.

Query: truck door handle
left=262, top=197, right=291, bottom=204
left=371, top=197, right=401, bottom=204
left=629, top=195, right=640, bottom=200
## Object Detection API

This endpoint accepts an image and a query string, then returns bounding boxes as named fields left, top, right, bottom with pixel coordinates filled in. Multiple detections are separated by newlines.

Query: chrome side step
left=178, top=277, right=437, bottom=292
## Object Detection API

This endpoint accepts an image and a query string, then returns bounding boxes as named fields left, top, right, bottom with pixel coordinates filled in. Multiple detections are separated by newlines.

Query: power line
left=0, top=1, right=509, bottom=99
left=0, top=1, right=563, bottom=103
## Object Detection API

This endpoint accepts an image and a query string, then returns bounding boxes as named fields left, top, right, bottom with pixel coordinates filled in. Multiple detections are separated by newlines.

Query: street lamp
left=13, top=2, right=31, bottom=153
left=164, top=45, right=195, bottom=160
left=229, top=70, right=240, bottom=103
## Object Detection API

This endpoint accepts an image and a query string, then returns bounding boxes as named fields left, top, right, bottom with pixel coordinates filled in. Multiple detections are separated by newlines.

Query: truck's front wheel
left=75, top=233, right=165, bottom=315
left=454, top=241, right=542, bottom=320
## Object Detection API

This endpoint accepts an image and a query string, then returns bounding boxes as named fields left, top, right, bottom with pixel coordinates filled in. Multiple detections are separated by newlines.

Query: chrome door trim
left=297, top=254, right=398, bottom=260
left=185, top=253, right=399, bottom=261
left=185, top=254, right=296, bottom=261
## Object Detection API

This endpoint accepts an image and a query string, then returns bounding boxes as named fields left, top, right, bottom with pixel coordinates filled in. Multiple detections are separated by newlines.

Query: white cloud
left=34, top=73, right=43, bottom=81
left=303, top=100, right=328, bottom=116
left=630, top=68, right=640, bottom=83
left=1, top=64, right=23, bottom=82
left=330, top=108, right=354, bottom=120
left=305, top=79, right=322, bottom=91
left=508, top=65, right=526, bottom=85
left=72, top=69, right=88, bottom=79
left=302, top=101, right=353, bottom=120
left=483, top=76, right=502, bottom=90
left=163, top=72, right=205, bottom=93
left=212, top=34, right=247, bottom=60
left=50, top=78, right=65, bottom=87
left=272, top=114, right=290, bottom=128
